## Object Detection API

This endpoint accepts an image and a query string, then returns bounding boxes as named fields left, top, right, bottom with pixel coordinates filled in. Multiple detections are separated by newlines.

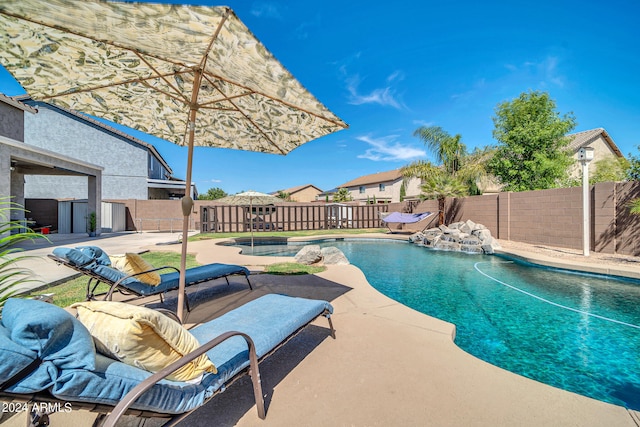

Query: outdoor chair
left=0, top=294, right=335, bottom=426
left=48, top=246, right=252, bottom=312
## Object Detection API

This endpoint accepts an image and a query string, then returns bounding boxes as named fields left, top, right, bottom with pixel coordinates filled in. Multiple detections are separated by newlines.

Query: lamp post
left=578, top=147, right=594, bottom=256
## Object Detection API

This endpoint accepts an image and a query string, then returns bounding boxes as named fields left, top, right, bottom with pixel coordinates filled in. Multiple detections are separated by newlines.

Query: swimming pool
left=231, top=238, right=640, bottom=410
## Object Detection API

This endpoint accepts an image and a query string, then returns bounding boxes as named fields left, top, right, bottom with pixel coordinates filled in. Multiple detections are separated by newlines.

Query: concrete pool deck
left=3, top=232, right=640, bottom=426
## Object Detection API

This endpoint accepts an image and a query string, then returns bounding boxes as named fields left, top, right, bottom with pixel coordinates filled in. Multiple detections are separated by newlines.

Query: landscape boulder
left=294, top=245, right=350, bottom=265
left=321, top=247, right=350, bottom=265
left=294, top=245, right=323, bottom=265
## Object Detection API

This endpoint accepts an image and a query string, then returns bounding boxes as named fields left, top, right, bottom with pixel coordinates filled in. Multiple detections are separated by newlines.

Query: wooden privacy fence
left=200, top=203, right=389, bottom=233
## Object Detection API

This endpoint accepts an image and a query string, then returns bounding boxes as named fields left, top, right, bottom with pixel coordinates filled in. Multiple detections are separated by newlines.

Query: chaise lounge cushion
left=77, top=246, right=112, bottom=266
left=0, top=298, right=96, bottom=393
left=52, top=247, right=95, bottom=268
left=52, top=294, right=333, bottom=414
left=0, top=325, right=38, bottom=388
left=72, top=301, right=217, bottom=382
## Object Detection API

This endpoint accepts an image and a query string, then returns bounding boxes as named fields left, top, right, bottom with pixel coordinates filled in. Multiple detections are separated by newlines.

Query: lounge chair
left=380, top=211, right=435, bottom=232
left=0, top=294, right=335, bottom=426
left=48, top=246, right=251, bottom=311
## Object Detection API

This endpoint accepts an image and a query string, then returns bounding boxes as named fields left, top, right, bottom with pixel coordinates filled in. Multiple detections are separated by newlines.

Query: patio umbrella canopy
left=0, top=0, right=348, bottom=320
left=217, top=190, right=284, bottom=248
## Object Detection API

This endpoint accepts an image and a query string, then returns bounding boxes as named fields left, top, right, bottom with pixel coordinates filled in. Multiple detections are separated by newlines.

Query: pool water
left=234, top=239, right=640, bottom=410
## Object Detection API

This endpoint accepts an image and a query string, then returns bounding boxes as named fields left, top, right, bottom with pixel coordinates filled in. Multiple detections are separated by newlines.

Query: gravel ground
left=497, top=239, right=640, bottom=268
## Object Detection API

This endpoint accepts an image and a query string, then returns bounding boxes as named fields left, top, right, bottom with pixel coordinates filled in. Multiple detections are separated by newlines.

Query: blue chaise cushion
left=52, top=247, right=95, bottom=268
left=0, top=325, right=38, bottom=389
left=117, top=264, right=250, bottom=296
left=77, top=246, right=112, bottom=266
left=51, top=294, right=332, bottom=414
left=1, top=298, right=96, bottom=393
left=191, top=294, right=333, bottom=390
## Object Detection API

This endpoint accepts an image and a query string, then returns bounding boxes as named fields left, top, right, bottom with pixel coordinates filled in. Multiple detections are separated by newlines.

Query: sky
left=2, top=0, right=640, bottom=195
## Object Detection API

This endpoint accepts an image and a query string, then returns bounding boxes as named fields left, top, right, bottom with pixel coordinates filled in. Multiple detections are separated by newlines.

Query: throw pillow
left=109, top=253, right=162, bottom=286
left=71, top=301, right=217, bottom=382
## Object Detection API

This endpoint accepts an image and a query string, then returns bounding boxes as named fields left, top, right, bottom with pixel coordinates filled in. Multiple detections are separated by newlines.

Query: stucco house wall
left=566, top=130, right=623, bottom=179
left=340, top=169, right=421, bottom=203
left=23, top=104, right=154, bottom=200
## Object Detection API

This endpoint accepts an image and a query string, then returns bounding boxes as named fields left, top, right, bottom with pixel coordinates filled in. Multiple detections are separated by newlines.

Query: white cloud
left=505, top=55, right=566, bottom=88
left=345, top=73, right=405, bottom=109
left=250, top=2, right=283, bottom=20
left=356, top=135, right=426, bottom=162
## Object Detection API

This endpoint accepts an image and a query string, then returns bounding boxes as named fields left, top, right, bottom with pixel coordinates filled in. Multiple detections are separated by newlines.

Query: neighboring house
left=566, top=128, right=624, bottom=179
left=337, top=169, right=421, bottom=203
left=17, top=96, right=196, bottom=201
left=0, top=93, right=103, bottom=234
left=479, top=127, right=625, bottom=194
left=275, top=184, right=322, bottom=202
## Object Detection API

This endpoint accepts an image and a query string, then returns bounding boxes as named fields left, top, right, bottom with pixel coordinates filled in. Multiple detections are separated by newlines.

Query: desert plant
left=0, top=198, right=47, bottom=310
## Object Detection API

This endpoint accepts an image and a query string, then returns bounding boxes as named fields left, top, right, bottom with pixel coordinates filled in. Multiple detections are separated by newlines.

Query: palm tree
left=629, top=198, right=640, bottom=215
left=419, top=174, right=468, bottom=225
left=402, top=126, right=491, bottom=225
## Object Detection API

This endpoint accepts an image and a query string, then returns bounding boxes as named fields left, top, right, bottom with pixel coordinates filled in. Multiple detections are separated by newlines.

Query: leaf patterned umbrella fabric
left=0, top=0, right=348, bottom=320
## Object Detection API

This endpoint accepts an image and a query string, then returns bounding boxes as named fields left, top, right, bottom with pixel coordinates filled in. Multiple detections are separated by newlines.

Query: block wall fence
left=102, top=181, right=640, bottom=256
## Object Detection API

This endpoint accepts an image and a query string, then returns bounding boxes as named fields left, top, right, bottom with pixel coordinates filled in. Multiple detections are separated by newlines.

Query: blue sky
left=2, top=0, right=639, bottom=195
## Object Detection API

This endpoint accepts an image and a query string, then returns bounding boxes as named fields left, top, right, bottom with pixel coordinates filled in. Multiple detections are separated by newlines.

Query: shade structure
left=217, top=191, right=284, bottom=248
left=0, top=0, right=348, bottom=320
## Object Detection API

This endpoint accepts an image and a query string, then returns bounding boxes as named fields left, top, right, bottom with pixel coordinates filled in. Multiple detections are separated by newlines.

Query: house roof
left=339, top=169, right=403, bottom=188
left=0, top=93, right=37, bottom=114
left=567, top=128, right=623, bottom=157
left=14, top=95, right=174, bottom=175
left=276, top=184, right=323, bottom=195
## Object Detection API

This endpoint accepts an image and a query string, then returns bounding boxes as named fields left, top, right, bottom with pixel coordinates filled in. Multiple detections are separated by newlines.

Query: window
left=379, top=183, right=386, bottom=191
left=359, top=186, right=365, bottom=194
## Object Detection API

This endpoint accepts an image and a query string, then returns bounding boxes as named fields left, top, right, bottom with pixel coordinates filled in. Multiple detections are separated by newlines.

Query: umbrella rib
left=199, top=71, right=348, bottom=129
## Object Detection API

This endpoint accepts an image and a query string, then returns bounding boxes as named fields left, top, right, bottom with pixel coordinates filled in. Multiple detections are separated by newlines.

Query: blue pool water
left=234, top=238, right=640, bottom=410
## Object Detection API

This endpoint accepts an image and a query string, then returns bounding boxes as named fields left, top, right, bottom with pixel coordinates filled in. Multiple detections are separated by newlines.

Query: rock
left=423, top=233, right=440, bottom=246
left=472, top=229, right=492, bottom=241
left=407, top=220, right=499, bottom=255
left=459, top=219, right=476, bottom=234
left=294, top=245, right=323, bottom=265
left=321, top=247, right=350, bottom=265
left=433, top=240, right=461, bottom=251
left=481, top=237, right=502, bottom=254
left=409, top=232, right=424, bottom=243
left=438, top=224, right=452, bottom=233
left=461, top=244, right=483, bottom=253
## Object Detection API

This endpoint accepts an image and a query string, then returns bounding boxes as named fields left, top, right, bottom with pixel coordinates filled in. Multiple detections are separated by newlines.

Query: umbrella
left=0, top=0, right=348, bottom=320
left=217, top=190, right=284, bottom=248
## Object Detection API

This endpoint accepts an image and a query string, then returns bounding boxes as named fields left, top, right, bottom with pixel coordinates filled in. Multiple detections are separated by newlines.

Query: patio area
left=3, top=234, right=640, bottom=426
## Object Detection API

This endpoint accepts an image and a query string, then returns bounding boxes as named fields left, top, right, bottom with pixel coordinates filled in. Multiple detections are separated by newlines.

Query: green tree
left=332, top=188, right=352, bottom=202
left=199, top=187, right=227, bottom=200
left=488, top=91, right=576, bottom=191
left=402, top=126, right=490, bottom=225
left=626, top=145, right=640, bottom=181
left=0, top=198, right=46, bottom=309
left=591, top=157, right=629, bottom=184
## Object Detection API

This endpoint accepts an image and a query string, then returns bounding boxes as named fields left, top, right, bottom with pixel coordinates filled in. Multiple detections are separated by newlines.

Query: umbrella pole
left=177, top=72, right=202, bottom=322
left=250, top=197, right=254, bottom=249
